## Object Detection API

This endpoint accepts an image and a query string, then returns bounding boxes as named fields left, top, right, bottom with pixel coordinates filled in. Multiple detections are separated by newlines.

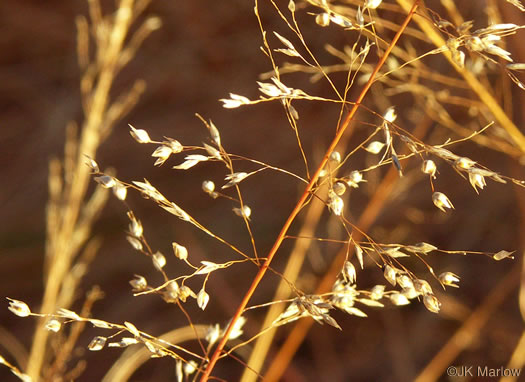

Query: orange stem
left=263, top=116, right=433, bottom=382
left=200, top=1, right=420, bottom=380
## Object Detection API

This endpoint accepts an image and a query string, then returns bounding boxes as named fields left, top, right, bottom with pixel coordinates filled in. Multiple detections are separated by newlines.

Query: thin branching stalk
left=263, top=115, right=433, bottom=382
left=199, top=1, right=421, bottom=380
left=397, top=0, right=525, bottom=153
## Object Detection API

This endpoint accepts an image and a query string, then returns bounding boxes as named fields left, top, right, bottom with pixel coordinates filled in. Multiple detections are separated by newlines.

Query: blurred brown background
left=1, top=1, right=525, bottom=381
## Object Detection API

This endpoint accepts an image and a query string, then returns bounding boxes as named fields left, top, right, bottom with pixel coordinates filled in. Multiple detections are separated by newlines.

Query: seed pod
left=45, top=319, right=62, bottom=333
left=202, top=180, right=215, bottom=194
left=129, top=124, right=151, bottom=144
left=384, top=265, right=397, bottom=286
left=7, top=298, right=31, bottom=317
left=129, top=275, right=148, bottom=291
left=172, top=243, right=188, bottom=261
left=330, top=151, right=342, bottom=164
left=455, top=157, right=476, bottom=170
left=390, top=292, right=410, bottom=306
left=432, top=192, right=454, bottom=212
left=439, top=272, right=460, bottom=288
left=88, top=336, right=107, bottom=351
left=197, top=288, right=210, bottom=310
left=152, top=251, right=166, bottom=270
left=365, top=141, right=385, bottom=154
left=423, top=295, right=441, bottom=313
left=355, top=244, right=364, bottom=269
left=493, top=250, right=515, bottom=261
left=370, top=285, right=386, bottom=300
left=333, top=181, right=347, bottom=196
left=422, top=160, right=437, bottom=178
left=328, top=191, right=344, bottom=216
left=95, top=175, right=116, bottom=189
left=468, top=172, right=486, bottom=193
left=383, top=106, right=397, bottom=123
left=315, top=13, right=330, bottom=27
left=343, top=261, right=357, bottom=284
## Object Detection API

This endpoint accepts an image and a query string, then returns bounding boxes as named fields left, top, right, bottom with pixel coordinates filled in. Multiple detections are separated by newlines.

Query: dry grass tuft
left=2, top=0, right=525, bottom=381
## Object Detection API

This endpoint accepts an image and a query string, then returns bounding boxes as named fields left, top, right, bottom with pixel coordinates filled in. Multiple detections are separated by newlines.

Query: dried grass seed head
left=356, top=6, right=365, bottom=28
left=204, top=143, right=221, bottom=160
left=333, top=181, right=347, bottom=196
left=90, top=319, right=113, bottom=329
left=493, top=250, right=515, bottom=260
left=108, top=337, right=139, bottom=348
left=152, top=145, right=173, bottom=166
left=258, top=81, right=283, bottom=98
left=152, top=251, right=166, bottom=270
left=468, top=171, right=486, bottom=193
left=328, top=190, right=344, bottom=216
left=206, top=324, right=221, bottom=346
left=414, top=279, right=433, bottom=295
left=178, top=285, right=197, bottom=302
left=315, top=13, right=330, bottom=27
left=197, top=288, right=210, bottom=310
left=128, top=212, right=143, bottom=238
left=397, top=274, right=414, bottom=290
left=184, top=361, right=198, bottom=377
left=383, top=265, right=397, bottom=286
left=207, top=120, right=221, bottom=147
left=390, top=292, right=410, bottom=306
left=95, top=175, right=116, bottom=189
left=220, top=93, right=251, bottom=108
left=432, top=192, right=454, bottom=212
left=129, top=124, right=151, bottom=144
left=365, top=0, right=383, bottom=10
left=227, top=316, right=247, bottom=341
left=452, top=49, right=466, bottom=68
left=346, top=170, right=365, bottom=188
left=165, top=280, right=179, bottom=300
left=165, top=138, right=183, bottom=153
left=402, top=287, right=419, bottom=300
left=422, top=159, right=437, bottom=178
left=88, top=336, right=107, bottom=351
left=57, top=308, right=81, bottom=320
left=172, top=154, right=209, bottom=170
left=365, top=141, right=386, bottom=154
left=7, top=298, right=31, bottom=317
left=423, top=294, right=441, bottom=313
left=45, top=319, right=62, bottom=333
left=84, top=155, right=100, bottom=173
left=406, top=242, right=438, bottom=254
left=330, top=150, right=342, bottom=164
left=343, top=261, right=357, bottom=284
left=113, top=181, right=127, bottom=200
left=383, top=247, right=409, bottom=258
left=130, top=275, right=148, bottom=291
left=355, top=244, right=365, bottom=269
left=455, top=157, right=476, bottom=170
left=330, top=14, right=353, bottom=28
left=133, top=180, right=166, bottom=202
left=127, top=236, right=143, bottom=251
left=172, top=242, right=188, bottom=260
left=233, top=205, right=251, bottom=219
left=507, top=63, right=525, bottom=70
left=202, top=180, right=215, bottom=194
left=439, top=272, right=460, bottom=288
left=383, top=106, right=397, bottom=123
left=370, top=285, right=386, bottom=300
left=223, top=172, right=249, bottom=189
